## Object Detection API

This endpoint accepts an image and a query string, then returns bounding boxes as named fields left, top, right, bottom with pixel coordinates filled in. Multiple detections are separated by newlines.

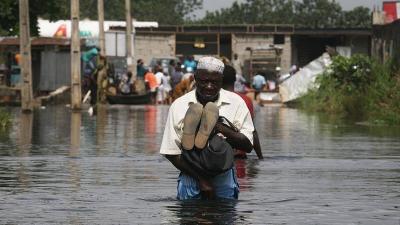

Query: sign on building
left=383, top=1, right=400, bottom=23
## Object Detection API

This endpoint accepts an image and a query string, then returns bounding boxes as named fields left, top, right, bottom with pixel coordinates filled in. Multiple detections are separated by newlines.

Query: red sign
left=383, top=1, right=400, bottom=23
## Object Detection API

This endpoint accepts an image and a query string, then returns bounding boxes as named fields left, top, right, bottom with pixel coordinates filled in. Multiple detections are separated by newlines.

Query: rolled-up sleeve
left=160, top=104, right=182, bottom=155
left=237, top=105, right=254, bottom=145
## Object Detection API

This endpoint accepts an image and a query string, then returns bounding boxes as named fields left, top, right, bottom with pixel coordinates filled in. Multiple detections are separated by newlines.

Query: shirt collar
left=187, top=89, right=231, bottom=107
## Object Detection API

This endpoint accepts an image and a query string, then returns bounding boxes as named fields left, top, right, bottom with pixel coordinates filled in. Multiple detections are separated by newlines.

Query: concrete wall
left=280, top=35, right=292, bottom=73
left=134, top=33, right=175, bottom=65
left=232, top=34, right=292, bottom=76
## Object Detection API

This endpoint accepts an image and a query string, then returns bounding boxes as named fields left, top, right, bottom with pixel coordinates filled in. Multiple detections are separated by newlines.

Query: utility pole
left=125, top=0, right=134, bottom=78
left=71, top=0, right=81, bottom=110
left=19, top=0, right=33, bottom=112
left=97, top=0, right=107, bottom=103
left=98, top=0, right=105, bottom=56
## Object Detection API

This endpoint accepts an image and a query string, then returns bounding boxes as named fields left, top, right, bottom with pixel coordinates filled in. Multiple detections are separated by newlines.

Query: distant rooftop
left=129, top=24, right=371, bottom=36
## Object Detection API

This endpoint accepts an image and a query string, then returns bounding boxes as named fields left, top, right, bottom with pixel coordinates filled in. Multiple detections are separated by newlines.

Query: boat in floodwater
left=106, top=92, right=152, bottom=105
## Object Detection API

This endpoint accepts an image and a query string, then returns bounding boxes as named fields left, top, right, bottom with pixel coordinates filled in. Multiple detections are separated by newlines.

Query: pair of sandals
left=181, top=102, right=219, bottom=150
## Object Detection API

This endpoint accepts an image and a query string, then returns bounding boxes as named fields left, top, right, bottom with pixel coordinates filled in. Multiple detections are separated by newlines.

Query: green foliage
left=0, top=0, right=371, bottom=34
left=0, top=0, right=70, bottom=36
left=198, top=0, right=371, bottom=28
left=365, top=62, right=400, bottom=124
left=299, top=55, right=400, bottom=125
left=341, top=6, right=372, bottom=28
left=0, top=108, right=11, bottom=130
left=0, top=0, right=203, bottom=36
left=74, top=0, right=203, bottom=24
left=328, top=55, right=373, bottom=92
left=0, top=0, right=19, bottom=35
left=295, top=0, right=343, bottom=28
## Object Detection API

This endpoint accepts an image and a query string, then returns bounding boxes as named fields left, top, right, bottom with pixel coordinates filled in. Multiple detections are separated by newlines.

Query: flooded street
left=0, top=104, right=399, bottom=224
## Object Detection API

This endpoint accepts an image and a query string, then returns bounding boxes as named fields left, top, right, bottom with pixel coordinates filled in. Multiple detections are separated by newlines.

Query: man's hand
left=214, top=121, right=253, bottom=152
left=199, top=178, right=214, bottom=200
left=165, top=154, right=215, bottom=199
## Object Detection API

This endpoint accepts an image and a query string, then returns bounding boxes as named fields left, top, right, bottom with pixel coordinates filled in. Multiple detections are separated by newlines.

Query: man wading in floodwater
left=160, top=56, right=255, bottom=200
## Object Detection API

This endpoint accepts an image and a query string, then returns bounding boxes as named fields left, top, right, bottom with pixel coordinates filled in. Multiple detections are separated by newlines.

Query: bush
left=298, top=54, right=400, bottom=125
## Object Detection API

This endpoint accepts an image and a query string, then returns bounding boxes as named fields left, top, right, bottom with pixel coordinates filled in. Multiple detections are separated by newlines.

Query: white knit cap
left=196, top=56, right=225, bottom=74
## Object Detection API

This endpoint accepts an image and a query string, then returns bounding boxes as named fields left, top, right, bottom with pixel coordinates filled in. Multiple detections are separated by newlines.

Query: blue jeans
left=177, top=168, right=239, bottom=200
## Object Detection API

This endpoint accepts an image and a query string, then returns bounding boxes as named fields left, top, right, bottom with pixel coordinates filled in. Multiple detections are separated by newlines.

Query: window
left=273, top=34, right=285, bottom=45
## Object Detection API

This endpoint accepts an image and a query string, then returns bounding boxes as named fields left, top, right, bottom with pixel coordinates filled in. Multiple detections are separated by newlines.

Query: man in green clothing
left=136, top=59, right=146, bottom=79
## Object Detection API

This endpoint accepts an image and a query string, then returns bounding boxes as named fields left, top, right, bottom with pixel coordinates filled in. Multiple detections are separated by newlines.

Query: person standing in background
left=171, top=62, right=183, bottom=90
left=232, top=53, right=243, bottom=76
left=144, top=68, right=158, bottom=105
left=136, top=59, right=146, bottom=80
left=160, top=72, right=172, bottom=104
left=223, top=64, right=263, bottom=159
left=154, top=66, right=164, bottom=104
left=252, top=72, right=266, bottom=102
left=183, top=55, right=197, bottom=73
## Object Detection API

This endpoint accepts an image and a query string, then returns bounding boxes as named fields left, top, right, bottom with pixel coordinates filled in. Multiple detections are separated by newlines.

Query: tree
left=199, top=1, right=247, bottom=24
left=294, top=0, right=343, bottom=28
left=0, top=0, right=19, bottom=35
left=198, top=0, right=371, bottom=28
left=76, top=0, right=203, bottom=24
left=342, top=6, right=371, bottom=28
left=0, top=0, right=69, bottom=36
left=0, top=0, right=203, bottom=36
left=200, top=0, right=301, bottom=25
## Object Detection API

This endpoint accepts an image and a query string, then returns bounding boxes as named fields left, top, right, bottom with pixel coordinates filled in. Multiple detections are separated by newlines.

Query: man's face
left=195, top=69, right=223, bottom=101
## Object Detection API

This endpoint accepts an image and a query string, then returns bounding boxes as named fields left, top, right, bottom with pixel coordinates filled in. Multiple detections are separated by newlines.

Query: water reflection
left=144, top=105, right=158, bottom=154
left=235, top=159, right=260, bottom=192
left=96, top=105, right=107, bottom=153
left=18, top=112, right=33, bottom=156
left=165, top=199, right=240, bottom=224
left=0, top=105, right=399, bottom=224
left=70, top=112, right=81, bottom=157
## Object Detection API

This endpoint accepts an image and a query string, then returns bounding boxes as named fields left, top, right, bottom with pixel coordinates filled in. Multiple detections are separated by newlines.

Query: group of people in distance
left=133, top=56, right=197, bottom=105
left=118, top=54, right=273, bottom=108
left=160, top=56, right=264, bottom=201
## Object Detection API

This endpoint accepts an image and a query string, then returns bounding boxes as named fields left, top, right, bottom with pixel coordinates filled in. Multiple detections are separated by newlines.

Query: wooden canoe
left=106, top=92, right=151, bottom=105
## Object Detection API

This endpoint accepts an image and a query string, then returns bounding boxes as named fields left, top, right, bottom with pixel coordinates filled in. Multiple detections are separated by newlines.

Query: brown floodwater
left=0, top=104, right=399, bottom=224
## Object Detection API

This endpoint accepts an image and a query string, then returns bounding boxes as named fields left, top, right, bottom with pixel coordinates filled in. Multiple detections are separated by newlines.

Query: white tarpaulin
left=279, top=53, right=332, bottom=103
left=38, top=19, right=158, bottom=38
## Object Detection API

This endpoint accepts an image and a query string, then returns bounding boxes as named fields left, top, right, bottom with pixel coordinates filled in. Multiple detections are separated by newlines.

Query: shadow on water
left=164, top=199, right=241, bottom=224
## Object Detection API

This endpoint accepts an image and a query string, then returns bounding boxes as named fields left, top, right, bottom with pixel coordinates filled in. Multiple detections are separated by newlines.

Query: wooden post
left=19, top=0, right=33, bottom=112
left=97, top=0, right=107, bottom=103
left=98, top=0, right=105, bottom=55
left=125, top=0, right=134, bottom=78
left=71, top=0, right=81, bottom=110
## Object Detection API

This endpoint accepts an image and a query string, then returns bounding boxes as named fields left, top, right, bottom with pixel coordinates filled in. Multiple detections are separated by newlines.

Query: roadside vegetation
left=0, top=108, right=11, bottom=130
left=298, top=54, right=400, bottom=125
left=0, top=0, right=370, bottom=36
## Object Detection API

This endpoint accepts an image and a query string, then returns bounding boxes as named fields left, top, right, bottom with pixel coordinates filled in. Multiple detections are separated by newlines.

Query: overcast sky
left=192, top=0, right=384, bottom=19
